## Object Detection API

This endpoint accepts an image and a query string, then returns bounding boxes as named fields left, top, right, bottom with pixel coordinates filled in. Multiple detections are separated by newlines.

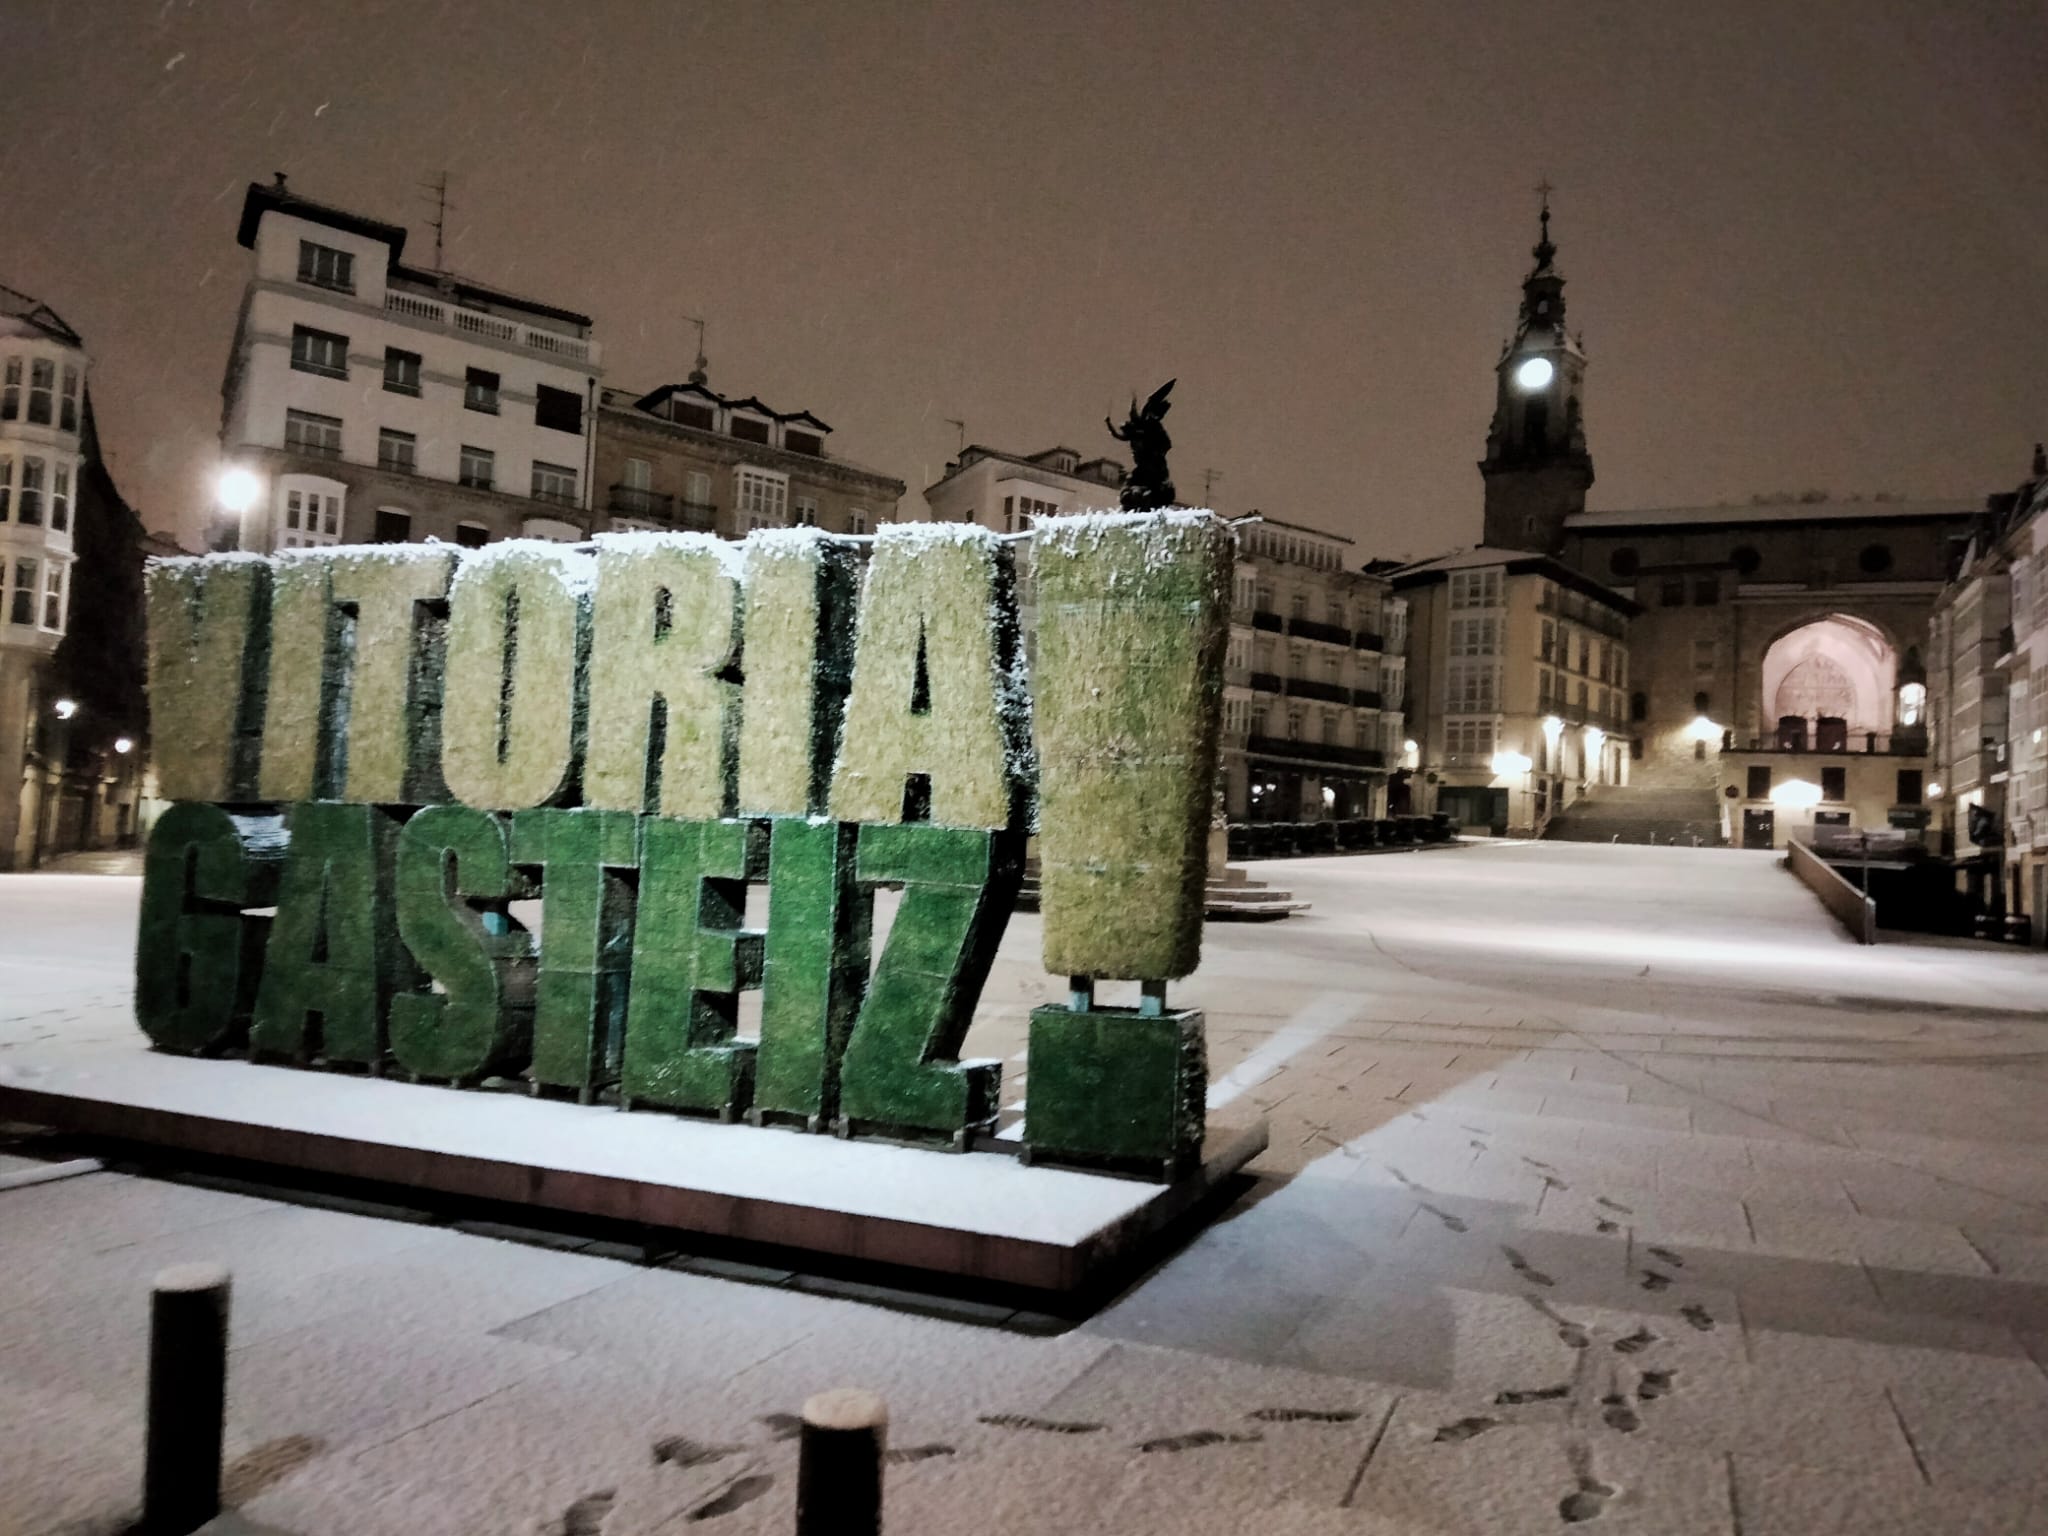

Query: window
left=785, top=431, right=822, bottom=456
left=1821, top=766, right=1846, bottom=802
left=794, top=496, right=819, bottom=526
left=9, top=557, right=36, bottom=625
left=1005, top=496, right=1054, bottom=533
left=1693, top=638, right=1714, bottom=673
left=1896, top=769, right=1923, bottom=806
left=1731, top=546, right=1761, bottom=576
left=1450, top=616, right=1499, bottom=656
left=730, top=415, right=771, bottom=444
left=1630, top=690, right=1647, bottom=722
left=673, top=400, right=715, bottom=430
left=296, top=240, right=355, bottom=292
left=736, top=467, right=788, bottom=529
left=50, top=464, right=69, bottom=532
left=1693, top=577, right=1718, bottom=606
left=455, top=522, right=490, bottom=549
left=0, top=454, right=9, bottom=520
left=458, top=445, right=495, bottom=490
left=383, top=349, right=422, bottom=396
left=373, top=509, right=412, bottom=544
left=1290, top=592, right=1307, bottom=621
left=1747, top=765, right=1772, bottom=800
left=377, top=428, right=416, bottom=474
left=535, top=384, right=583, bottom=435
left=18, top=457, right=43, bottom=525
left=1537, top=667, right=1553, bottom=712
left=1539, top=619, right=1555, bottom=662
left=1286, top=708, right=1302, bottom=740
left=279, top=479, right=343, bottom=547
left=530, top=461, right=579, bottom=506
left=41, top=561, right=66, bottom=632
left=1445, top=717, right=1497, bottom=758
left=1609, top=548, right=1639, bottom=578
left=1448, top=568, right=1502, bottom=608
left=284, top=409, right=342, bottom=458
left=683, top=471, right=713, bottom=510
left=1659, top=579, right=1685, bottom=607
left=1447, top=660, right=1498, bottom=712
left=1859, top=543, right=1893, bottom=575
left=464, top=368, right=500, bottom=414
left=1, top=358, right=17, bottom=419
left=59, top=365, right=78, bottom=432
left=623, top=458, right=653, bottom=491
left=848, top=506, right=869, bottom=534
left=290, top=325, right=349, bottom=379
left=27, top=359, right=52, bottom=424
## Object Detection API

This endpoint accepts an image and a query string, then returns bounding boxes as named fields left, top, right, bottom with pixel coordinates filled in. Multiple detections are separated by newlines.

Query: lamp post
left=214, top=466, right=262, bottom=551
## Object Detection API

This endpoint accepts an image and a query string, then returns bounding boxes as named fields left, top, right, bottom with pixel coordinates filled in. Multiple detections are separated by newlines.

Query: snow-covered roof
left=1394, top=544, right=1548, bottom=574
left=1567, top=498, right=1979, bottom=531
left=0, top=284, right=81, bottom=347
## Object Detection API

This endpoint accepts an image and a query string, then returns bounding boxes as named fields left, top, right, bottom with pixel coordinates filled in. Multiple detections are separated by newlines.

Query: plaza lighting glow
left=1490, top=749, right=1533, bottom=776
left=1928, top=782, right=1945, bottom=799
left=1769, top=779, right=1823, bottom=808
left=1321, top=786, right=1336, bottom=808
left=114, top=737, right=134, bottom=755
left=1513, top=356, right=1554, bottom=391
left=216, top=466, right=262, bottom=516
left=52, top=698, right=77, bottom=720
left=1686, top=714, right=1722, bottom=743
left=1583, top=725, right=1605, bottom=754
left=1403, top=739, right=1418, bottom=754
left=1541, top=715, right=1564, bottom=745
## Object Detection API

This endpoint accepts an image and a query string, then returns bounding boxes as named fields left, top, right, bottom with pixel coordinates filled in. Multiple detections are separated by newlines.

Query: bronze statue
left=1107, top=379, right=1177, bottom=511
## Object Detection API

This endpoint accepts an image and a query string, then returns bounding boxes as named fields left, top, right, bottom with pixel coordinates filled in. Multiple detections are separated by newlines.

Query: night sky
left=3, top=1, right=2045, bottom=558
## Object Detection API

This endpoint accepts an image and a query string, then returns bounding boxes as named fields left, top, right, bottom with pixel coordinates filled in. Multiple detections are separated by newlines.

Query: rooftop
left=1393, top=544, right=1642, bottom=614
left=926, top=444, right=1126, bottom=497
left=625, top=380, right=832, bottom=432
left=0, top=283, right=81, bottom=347
left=1567, top=497, right=1980, bottom=531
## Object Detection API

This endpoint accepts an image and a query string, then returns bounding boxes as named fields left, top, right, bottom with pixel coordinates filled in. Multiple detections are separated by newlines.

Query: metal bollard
left=796, top=1387, right=888, bottom=1536
left=143, top=1263, right=231, bottom=1536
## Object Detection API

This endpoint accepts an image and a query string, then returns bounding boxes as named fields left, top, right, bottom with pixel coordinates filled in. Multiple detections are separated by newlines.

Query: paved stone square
left=4, top=843, right=2047, bottom=1534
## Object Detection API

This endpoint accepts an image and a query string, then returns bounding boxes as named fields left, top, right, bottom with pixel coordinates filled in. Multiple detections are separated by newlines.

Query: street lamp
left=1769, top=779, right=1822, bottom=809
left=114, top=737, right=134, bottom=755
left=53, top=698, right=77, bottom=720
left=216, top=466, right=262, bottom=517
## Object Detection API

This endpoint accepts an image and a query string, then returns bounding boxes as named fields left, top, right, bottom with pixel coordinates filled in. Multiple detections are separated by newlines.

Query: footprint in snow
left=1432, top=1416, right=1498, bottom=1443
left=1501, top=1245, right=1556, bottom=1286
left=1138, top=1429, right=1263, bottom=1453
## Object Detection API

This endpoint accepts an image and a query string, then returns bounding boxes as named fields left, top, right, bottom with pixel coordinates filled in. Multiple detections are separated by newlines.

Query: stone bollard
left=143, top=1263, right=231, bottom=1536
left=796, top=1387, right=888, bottom=1536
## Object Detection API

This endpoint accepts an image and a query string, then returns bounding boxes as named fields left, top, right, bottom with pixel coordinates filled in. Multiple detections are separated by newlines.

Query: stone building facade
left=1396, top=549, right=1634, bottom=835
left=217, top=177, right=603, bottom=552
left=596, top=376, right=903, bottom=539
left=0, top=286, right=150, bottom=868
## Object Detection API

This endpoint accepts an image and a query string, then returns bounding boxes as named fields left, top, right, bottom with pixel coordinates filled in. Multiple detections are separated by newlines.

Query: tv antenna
left=943, top=417, right=965, bottom=455
left=682, top=314, right=708, bottom=383
left=1201, top=467, right=1223, bottom=506
left=420, top=171, right=454, bottom=271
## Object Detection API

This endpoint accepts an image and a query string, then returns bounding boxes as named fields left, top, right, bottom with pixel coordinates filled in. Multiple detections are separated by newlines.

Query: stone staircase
left=1541, top=784, right=1724, bottom=846
left=1016, top=860, right=1310, bottom=920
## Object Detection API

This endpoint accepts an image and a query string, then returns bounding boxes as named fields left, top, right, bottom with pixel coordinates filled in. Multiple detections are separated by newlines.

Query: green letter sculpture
left=135, top=803, right=285, bottom=1055
left=513, top=807, right=639, bottom=1098
left=144, top=555, right=269, bottom=803
left=751, top=818, right=871, bottom=1130
left=837, top=822, right=1022, bottom=1143
left=391, top=805, right=534, bottom=1083
left=620, top=817, right=766, bottom=1118
left=737, top=531, right=859, bottom=817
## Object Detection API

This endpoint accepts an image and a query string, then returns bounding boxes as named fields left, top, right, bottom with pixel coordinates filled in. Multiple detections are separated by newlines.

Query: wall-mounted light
left=52, top=698, right=77, bottom=720
left=1686, top=714, right=1722, bottom=743
left=1928, top=782, right=1945, bottom=800
left=113, top=737, right=134, bottom=755
left=1490, top=749, right=1533, bottom=776
left=1541, top=715, right=1564, bottom=745
left=1583, top=725, right=1606, bottom=754
left=1769, top=779, right=1822, bottom=808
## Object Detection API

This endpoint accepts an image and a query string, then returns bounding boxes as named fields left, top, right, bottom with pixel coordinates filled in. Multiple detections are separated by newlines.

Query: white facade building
left=922, top=443, right=1127, bottom=528
left=218, top=176, right=602, bottom=552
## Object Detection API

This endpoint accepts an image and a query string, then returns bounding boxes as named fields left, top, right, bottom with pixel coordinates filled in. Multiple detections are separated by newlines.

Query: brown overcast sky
left=2, top=0, right=2045, bottom=557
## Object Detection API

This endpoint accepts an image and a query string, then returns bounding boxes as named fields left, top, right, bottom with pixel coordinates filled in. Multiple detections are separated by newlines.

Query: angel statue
left=1107, top=378, right=1177, bottom=511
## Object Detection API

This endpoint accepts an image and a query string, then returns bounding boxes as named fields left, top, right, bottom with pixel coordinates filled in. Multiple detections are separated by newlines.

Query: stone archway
left=1759, top=615, right=1896, bottom=736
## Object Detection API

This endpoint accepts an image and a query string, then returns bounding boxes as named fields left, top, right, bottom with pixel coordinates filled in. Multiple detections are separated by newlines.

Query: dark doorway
left=1742, top=808, right=1776, bottom=849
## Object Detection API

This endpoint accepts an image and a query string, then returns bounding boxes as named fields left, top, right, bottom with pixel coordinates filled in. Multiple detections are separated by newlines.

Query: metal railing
left=1284, top=678, right=1350, bottom=705
left=1247, top=734, right=1386, bottom=769
left=1288, top=617, right=1350, bottom=646
left=609, top=485, right=674, bottom=519
left=384, top=290, right=595, bottom=364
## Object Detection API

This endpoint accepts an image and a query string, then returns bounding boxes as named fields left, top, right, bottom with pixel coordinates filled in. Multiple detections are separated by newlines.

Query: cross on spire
left=1530, top=178, right=1557, bottom=272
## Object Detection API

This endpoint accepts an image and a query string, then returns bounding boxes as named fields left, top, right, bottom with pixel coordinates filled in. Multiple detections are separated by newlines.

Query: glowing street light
left=1490, top=749, right=1533, bottom=777
left=1541, top=715, right=1564, bottom=746
left=1513, top=356, right=1554, bottom=391
left=1686, top=714, right=1722, bottom=743
left=114, top=737, right=134, bottom=755
left=52, top=698, right=77, bottom=720
left=1769, top=779, right=1823, bottom=809
left=1928, top=782, right=1945, bottom=800
left=216, top=465, right=263, bottom=517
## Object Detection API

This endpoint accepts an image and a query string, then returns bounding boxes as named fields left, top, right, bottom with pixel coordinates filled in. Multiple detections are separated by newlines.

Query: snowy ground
left=4, top=843, right=2048, bottom=1534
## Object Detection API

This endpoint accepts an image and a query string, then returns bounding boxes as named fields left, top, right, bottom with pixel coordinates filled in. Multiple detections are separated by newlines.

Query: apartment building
left=217, top=176, right=602, bottom=552
left=1396, top=549, right=1637, bottom=835
left=922, top=444, right=1126, bottom=529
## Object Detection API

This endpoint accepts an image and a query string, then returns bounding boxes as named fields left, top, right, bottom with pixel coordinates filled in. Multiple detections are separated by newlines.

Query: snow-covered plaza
left=5, top=840, right=2047, bottom=1534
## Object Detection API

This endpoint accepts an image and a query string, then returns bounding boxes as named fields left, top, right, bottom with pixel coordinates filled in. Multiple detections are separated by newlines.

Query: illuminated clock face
left=1514, top=356, right=1554, bottom=391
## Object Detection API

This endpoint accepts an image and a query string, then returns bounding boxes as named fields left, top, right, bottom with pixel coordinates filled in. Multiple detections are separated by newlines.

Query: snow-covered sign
left=136, top=515, right=1230, bottom=1176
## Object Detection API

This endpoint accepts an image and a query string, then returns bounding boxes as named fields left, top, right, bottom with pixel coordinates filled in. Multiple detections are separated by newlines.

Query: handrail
left=1785, top=840, right=1876, bottom=945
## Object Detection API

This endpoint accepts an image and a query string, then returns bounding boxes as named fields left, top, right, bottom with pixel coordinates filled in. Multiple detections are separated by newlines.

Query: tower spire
left=1530, top=178, right=1557, bottom=274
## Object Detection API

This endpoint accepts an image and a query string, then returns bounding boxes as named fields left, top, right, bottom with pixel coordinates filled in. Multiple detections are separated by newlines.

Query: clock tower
left=1479, top=189, right=1593, bottom=554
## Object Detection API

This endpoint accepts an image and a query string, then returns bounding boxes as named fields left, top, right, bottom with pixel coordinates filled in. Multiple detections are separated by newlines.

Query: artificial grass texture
left=585, top=532, right=743, bottom=819
left=737, top=531, right=860, bottom=818
left=134, top=803, right=286, bottom=1055
left=512, top=806, right=639, bottom=1094
left=1023, top=1004, right=1208, bottom=1176
left=1030, top=511, right=1232, bottom=980
left=145, top=555, right=269, bottom=803
left=828, top=524, right=1029, bottom=831
left=442, top=541, right=593, bottom=811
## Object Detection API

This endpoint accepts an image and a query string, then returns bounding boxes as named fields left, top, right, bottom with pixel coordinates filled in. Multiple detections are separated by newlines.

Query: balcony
left=529, top=488, right=582, bottom=510
left=677, top=499, right=719, bottom=532
left=609, top=485, right=675, bottom=520
left=1284, top=678, right=1351, bottom=705
left=1289, top=617, right=1351, bottom=646
left=1353, top=630, right=1385, bottom=653
left=1725, top=728, right=1928, bottom=757
left=1250, top=609, right=1284, bottom=633
left=1353, top=688, right=1384, bottom=710
left=1247, top=734, right=1386, bottom=770
left=1248, top=671, right=1283, bottom=694
left=384, top=290, right=598, bottom=366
